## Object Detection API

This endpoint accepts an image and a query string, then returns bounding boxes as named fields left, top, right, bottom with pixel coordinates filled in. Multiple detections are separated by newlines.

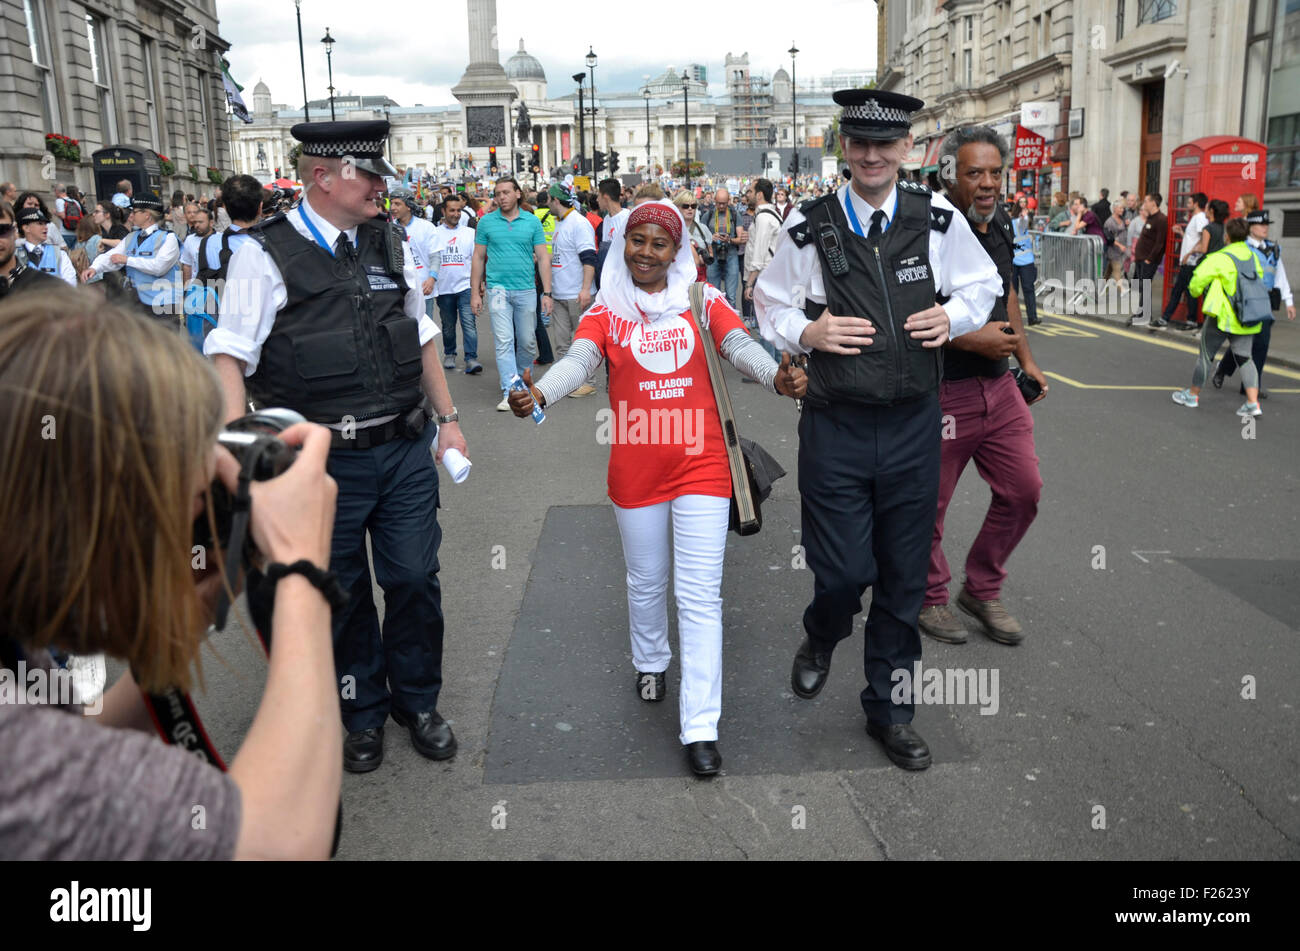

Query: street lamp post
left=585, top=47, right=597, bottom=175
left=789, top=42, right=799, bottom=182
left=572, top=73, right=586, bottom=176
left=321, top=28, right=337, bottom=121
left=294, top=0, right=310, bottom=122
left=643, top=86, right=652, bottom=177
left=681, top=70, right=691, bottom=191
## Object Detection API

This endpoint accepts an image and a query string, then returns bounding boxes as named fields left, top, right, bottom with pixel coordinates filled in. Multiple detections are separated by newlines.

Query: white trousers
left=613, top=494, right=730, bottom=745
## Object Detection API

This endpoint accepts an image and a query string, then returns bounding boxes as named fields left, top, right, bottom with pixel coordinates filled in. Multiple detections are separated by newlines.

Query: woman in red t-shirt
left=510, top=200, right=806, bottom=777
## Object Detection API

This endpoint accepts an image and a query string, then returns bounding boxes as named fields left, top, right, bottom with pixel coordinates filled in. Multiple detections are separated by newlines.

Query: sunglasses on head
left=0, top=223, right=15, bottom=238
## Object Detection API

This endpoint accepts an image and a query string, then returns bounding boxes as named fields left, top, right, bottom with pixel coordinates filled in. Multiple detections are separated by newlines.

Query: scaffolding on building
left=729, top=73, right=773, bottom=149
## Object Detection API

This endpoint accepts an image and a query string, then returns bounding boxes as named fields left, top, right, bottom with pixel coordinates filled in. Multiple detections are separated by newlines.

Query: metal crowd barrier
left=1028, top=230, right=1105, bottom=313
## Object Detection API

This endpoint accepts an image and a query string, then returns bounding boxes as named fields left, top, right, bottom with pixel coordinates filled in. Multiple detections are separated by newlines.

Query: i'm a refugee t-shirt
left=574, top=294, right=747, bottom=508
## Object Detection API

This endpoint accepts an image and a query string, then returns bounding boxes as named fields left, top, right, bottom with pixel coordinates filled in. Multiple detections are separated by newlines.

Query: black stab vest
left=801, top=188, right=943, bottom=406
left=248, top=214, right=423, bottom=423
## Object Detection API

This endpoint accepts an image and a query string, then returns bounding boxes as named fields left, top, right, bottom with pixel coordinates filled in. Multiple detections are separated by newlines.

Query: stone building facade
left=1, top=0, right=233, bottom=197
left=877, top=0, right=1299, bottom=287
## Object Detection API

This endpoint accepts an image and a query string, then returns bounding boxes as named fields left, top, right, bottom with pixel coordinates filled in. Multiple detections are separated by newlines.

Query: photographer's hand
left=239, top=422, right=337, bottom=567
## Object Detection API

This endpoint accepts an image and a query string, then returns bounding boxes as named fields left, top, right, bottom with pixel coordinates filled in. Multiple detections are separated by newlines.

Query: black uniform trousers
left=326, top=422, right=444, bottom=732
left=798, top=394, right=941, bottom=725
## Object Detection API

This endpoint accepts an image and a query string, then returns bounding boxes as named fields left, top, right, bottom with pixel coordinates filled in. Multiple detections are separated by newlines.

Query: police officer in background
left=85, top=194, right=181, bottom=320
left=206, top=120, right=468, bottom=773
left=755, top=90, right=1001, bottom=770
left=16, top=206, right=76, bottom=285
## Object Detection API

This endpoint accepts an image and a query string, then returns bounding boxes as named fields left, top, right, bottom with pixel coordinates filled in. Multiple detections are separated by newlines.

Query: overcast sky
left=220, top=0, right=878, bottom=110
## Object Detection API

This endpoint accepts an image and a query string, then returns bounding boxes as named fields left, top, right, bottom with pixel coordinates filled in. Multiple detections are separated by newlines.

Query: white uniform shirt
left=204, top=194, right=437, bottom=379
left=89, top=224, right=180, bottom=278
left=430, top=220, right=474, bottom=296
left=754, top=184, right=1001, bottom=355
left=549, top=208, right=597, bottom=300
left=1180, top=210, right=1208, bottom=261
left=23, top=241, right=77, bottom=286
left=398, top=214, right=439, bottom=300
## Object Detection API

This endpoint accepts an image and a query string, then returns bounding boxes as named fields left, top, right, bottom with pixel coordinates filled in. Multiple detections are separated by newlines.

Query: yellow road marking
left=1043, top=371, right=1300, bottom=393
left=1036, top=311, right=1300, bottom=382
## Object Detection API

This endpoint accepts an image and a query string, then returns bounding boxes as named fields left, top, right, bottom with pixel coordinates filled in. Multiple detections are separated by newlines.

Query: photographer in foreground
left=0, top=288, right=340, bottom=860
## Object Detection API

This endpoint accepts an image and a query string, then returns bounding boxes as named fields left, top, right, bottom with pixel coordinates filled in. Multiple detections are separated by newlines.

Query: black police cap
left=291, top=120, right=398, bottom=179
left=132, top=194, right=164, bottom=212
left=1245, top=209, right=1270, bottom=225
left=16, top=206, right=48, bottom=226
left=834, top=89, right=924, bottom=141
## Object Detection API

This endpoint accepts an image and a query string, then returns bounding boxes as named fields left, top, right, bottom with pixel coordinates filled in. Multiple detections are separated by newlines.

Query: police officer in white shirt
left=205, top=120, right=468, bottom=774
left=755, top=89, right=1001, bottom=771
left=85, top=195, right=182, bottom=318
left=16, top=207, right=76, bottom=286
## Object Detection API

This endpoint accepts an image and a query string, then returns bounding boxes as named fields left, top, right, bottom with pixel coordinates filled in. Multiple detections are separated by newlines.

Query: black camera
left=193, top=408, right=305, bottom=630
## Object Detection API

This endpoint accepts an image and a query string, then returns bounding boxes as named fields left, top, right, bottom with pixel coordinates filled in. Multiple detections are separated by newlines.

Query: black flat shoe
left=791, top=637, right=833, bottom=699
left=390, top=707, right=457, bottom=761
left=344, top=727, right=384, bottom=773
left=865, top=721, right=932, bottom=771
left=1212, top=372, right=1225, bottom=389
left=685, top=741, right=721, bottom=776
left=636, top=670, right=666, bottom=702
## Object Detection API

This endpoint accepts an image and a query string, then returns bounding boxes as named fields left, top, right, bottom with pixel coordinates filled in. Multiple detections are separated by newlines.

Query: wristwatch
left=434, top=407, right=459, bottom=424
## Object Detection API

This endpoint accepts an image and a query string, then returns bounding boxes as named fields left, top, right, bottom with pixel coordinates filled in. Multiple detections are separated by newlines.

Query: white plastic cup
left=440, top=447, right=471, bottom=483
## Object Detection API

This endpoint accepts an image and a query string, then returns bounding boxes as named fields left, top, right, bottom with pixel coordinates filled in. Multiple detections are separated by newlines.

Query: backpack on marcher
left=61, top=197, right=83, bottom=229
left=183, top=232, right=235, bottom=350
left=1229, top=249, right=1273, bottom=327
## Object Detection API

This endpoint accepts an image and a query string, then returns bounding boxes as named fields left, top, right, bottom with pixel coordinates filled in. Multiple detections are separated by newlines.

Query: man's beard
left=0, top=244, right=14, bottom=270
left=966, top=202, right=996, bottom=225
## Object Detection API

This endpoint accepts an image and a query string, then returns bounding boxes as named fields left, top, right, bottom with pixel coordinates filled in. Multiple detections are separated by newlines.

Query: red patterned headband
left=626, top=202, right=682, bottom=246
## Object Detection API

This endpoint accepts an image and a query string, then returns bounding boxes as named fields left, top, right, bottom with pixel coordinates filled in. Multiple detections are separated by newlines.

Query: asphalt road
left=171, top=312, right=1299, bottom=860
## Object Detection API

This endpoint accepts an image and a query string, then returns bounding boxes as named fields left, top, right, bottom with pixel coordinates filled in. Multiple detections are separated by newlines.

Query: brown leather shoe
left=956, top=587, right=1024, bottom=645
left=918, top=603, right=967, bottom=644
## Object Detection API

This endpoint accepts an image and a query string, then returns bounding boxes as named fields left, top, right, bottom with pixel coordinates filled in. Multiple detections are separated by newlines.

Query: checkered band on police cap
left=841, top=101, right=911, bottom=125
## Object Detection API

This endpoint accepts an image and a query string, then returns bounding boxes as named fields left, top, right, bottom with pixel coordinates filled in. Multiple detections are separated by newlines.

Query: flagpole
left=295, top=0, right=311, bottom=123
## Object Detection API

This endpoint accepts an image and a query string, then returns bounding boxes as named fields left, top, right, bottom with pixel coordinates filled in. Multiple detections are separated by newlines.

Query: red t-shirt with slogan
left=574, top=292, right=749, bottom=508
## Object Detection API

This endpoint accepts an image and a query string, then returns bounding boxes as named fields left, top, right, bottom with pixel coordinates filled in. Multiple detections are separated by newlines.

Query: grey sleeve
left=0, top=704, right=242, bottom=860
left=719, top=327, right=779, bottom=392
left=535, top=338, right=604, bottom=407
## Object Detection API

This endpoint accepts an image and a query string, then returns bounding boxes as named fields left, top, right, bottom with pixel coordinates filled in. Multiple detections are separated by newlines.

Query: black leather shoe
left=343, top=727, right=384, bottom=773
left=390, top=708, right=457, bottom=761
left=866, top=721, right=932, bottom=770
left=1212, top=371, right=1225, bottom=389
left=636, top=670, right=666, bottom=702
left=685, top=741, right=721, bottom=776
left=791, top=637, right=833, bottom=699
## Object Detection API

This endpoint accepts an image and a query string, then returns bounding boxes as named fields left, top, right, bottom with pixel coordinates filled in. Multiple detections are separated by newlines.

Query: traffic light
left=787, top=153, right=799, bottom=175
left=609, top=150, right=620, bottom=174
left=531, top=143, right=541, bottom=173
left=593, top=149, right=607, bottom=173
left=488, top=146, right=498, bottom=172
left=515, top=152, right=524, bottom=173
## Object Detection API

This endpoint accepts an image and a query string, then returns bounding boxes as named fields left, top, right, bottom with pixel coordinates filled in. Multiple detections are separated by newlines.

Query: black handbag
left=686, top=282, right=786, bottom=536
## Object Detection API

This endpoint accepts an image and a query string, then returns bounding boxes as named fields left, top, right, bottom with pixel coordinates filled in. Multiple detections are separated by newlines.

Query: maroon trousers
left=926, top=371, right=1042, bottom=606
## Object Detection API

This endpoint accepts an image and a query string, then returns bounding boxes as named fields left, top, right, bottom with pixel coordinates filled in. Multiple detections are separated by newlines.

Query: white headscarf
left=595, top=199, right=697, bottom=325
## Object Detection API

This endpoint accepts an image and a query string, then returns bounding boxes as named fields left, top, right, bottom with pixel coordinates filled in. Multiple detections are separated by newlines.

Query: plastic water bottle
left=508, top=374, right=545, bottom=425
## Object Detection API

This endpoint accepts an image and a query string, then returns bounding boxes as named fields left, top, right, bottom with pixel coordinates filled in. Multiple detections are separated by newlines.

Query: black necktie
left=868, top=210, right=886, bottom=242
left=29, top=245, right=43, bottom=266
left=334, top=233, right=355, bottom=260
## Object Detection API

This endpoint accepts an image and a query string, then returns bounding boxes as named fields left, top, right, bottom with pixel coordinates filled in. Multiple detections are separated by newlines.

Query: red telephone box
left=1163, top=136, right=1266, bottom=321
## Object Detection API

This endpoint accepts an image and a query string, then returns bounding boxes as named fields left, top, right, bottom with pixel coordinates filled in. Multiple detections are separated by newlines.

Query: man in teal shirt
left=470, top=177, right=553, bottom=409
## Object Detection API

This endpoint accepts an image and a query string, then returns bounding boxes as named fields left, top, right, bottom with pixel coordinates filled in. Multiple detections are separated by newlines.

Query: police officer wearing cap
left=1214, top=209, right=1295, bottom=396
left=16, top=206, right=76, bottom=286
left=755, top=89, right=1001, bottom=770
left=86, top=193, right=182, bottom=318
left=206, top=120, right=469, bottom=773
left=0, top=199, right=61, bottom=298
